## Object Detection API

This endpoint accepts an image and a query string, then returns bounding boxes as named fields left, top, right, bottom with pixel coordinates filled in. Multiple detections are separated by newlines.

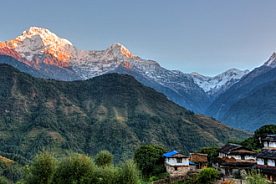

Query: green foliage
left=0, top=157, right=23, bottom=183
left=23, top=152, right=56, bottom=184
left=88, top=165, right=120, bottom=184
left=246, top=171, right=268, bottom=184
left=118, top=160, right=140, bottom=184
left=255, top=124, right=276, bottom=138
left=240, top=137, right=259, bottom=151
left=134, top=145, right=166, bottom=176
left=176, top=168, right=219, bottom=184
left=15, top=150, right=143, bottom=184
left=148, top=176, right=158, bottom=182
left=95, top=150, right=113, bottom=167
left=0, top=176, right=10, bottom=184
left=52, top=154, right=95, bottom=184
left=196, top=168, right=219, bottom=184
left=1, top=164, right=23, bottom=182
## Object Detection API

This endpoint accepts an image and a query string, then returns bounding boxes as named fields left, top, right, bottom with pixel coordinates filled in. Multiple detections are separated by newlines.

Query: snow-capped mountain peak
left=107, top=43, right=134, bottom=58
left=0, top=27, right=76, bottom=63
left=0, top=26, right=255, bottom=113
left=191, top=68, right=250, bottom=95
left=264, top=52, right=276, bottom=68
left=19, top=26, right=73, bottom=46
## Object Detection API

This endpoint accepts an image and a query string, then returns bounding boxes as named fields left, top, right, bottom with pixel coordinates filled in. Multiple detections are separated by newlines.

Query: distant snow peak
left=3, top=27, right=78, bottom=64
left=191, top=68, right=249, bottom=95
left=108, top=43, right=134, bottom=58
left=264, top=52, right=276, bottom=68
left=19, top=26, right=73, bottom=46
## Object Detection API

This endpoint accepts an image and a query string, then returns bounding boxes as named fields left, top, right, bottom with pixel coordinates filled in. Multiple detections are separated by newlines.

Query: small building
left=190, top=153, right=208, bottom=169
left=163, top=150, right=190, bottom=176
left=256, top=149, right=276, bottom=181
left=218, top=143, right=256, bottom=161
left=215, top=143, right=256, bottom=176
left=262, top=134, right=276, bottom=149
left=256, top=134, right=276, bottom=182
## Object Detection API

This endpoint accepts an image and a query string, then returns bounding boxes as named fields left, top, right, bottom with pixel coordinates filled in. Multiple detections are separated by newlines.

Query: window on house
left=264, top=159, right=268, bottom=165
left=241, top=155, right=245, bottom=160
left=176, top=158, right=182, bottom=163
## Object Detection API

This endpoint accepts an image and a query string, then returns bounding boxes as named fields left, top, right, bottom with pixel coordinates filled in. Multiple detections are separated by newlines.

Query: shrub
left=246, top=171, right=268, bottom=184
left=52, top=153, right=95, bottom=184
left=95, top=150, right=113, bottom=167
left=23, top=152, right=56, bottom=184
left=196, top=168, right=219, bottom=184
left=118, top=160, right=141, bottom=184
left=89, top=166, right=119, bottom=184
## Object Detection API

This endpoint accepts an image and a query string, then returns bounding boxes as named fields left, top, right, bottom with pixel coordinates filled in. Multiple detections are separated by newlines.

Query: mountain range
left=207, top=53, right=276, bottom=130
left=0, top=64, right=248, bottom=162
left=1, top=27, right=276, bottom=130
left=0, top=27, right=247, bottom=113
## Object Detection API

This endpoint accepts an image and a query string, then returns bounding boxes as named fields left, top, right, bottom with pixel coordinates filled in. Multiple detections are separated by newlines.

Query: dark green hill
left=0, top=64, right=248, bottom=162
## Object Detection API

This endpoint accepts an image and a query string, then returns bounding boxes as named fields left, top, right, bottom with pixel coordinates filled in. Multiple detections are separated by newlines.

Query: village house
left=190, top=153, right=208, bottom=169
left=163, top=150, right=190, bottom=176
left=262, top=134, right=276, bottom=149
left=256, top=134, right=276, bottom=182
left=215, top=143, right=256, bottom=176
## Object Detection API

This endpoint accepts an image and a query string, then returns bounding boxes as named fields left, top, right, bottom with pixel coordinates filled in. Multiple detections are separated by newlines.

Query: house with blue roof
left=163, top=150, right=190, bottom=176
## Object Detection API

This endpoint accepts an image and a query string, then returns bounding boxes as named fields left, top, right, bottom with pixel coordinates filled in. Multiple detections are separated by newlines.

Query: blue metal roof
left=163, top=150, right=179, bottom=157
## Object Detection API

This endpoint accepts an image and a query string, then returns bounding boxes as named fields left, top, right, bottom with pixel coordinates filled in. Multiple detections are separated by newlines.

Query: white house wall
left=219, top=153, right=256, bottom=161
left=269, top=142, right=276, bottom=148
left=219, top=153, right=226, bottom=158
left=165, top=158, right=189, bottom=166
left=263, top=141, right=276, bottom=148
left=229, top=155, right=241, bottom=160
left=245, top=155, right=256, bottom=160
left=268, top=159, right=276, bottom=167
left=257, top=158, right=264, bottom=165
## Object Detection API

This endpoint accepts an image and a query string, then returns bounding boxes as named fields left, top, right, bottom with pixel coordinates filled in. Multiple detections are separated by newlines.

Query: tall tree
left=134, top=144, right=166, bottom=176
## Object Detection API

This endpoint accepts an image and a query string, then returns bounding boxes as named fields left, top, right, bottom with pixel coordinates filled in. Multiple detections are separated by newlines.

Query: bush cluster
left=18, top=151, right=141, bottom=184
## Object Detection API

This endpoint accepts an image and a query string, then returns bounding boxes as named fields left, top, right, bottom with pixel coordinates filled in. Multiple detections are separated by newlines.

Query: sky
left=1, top=0, right=276, bottom=76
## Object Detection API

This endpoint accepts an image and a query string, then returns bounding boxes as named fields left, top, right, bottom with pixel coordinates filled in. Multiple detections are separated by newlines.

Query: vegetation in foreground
left=0, top=141, right=272, bottom=184
left=245, top=171, right=269, bottom=184
left=0, top=151, right=141, bottom=184
left=0, top=144, right=168, bottom=184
